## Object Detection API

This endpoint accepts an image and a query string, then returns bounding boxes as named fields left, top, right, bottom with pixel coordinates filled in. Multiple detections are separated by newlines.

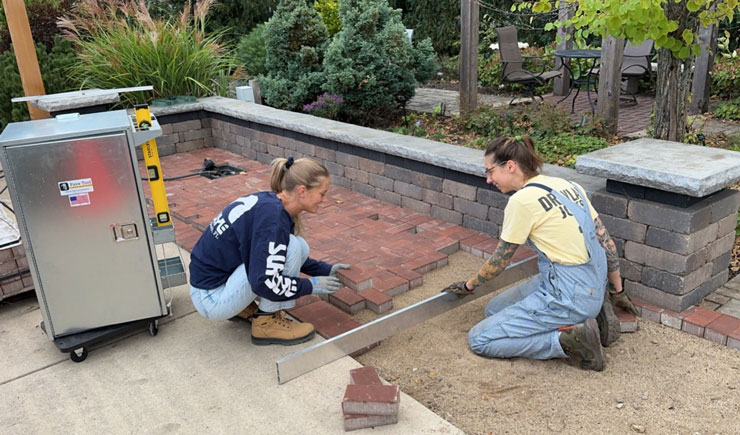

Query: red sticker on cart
left=68, top=193, right=91, bottom=207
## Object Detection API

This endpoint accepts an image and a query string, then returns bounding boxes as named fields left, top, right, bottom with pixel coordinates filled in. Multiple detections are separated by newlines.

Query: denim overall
left=468, top=183, right=607, bottom=359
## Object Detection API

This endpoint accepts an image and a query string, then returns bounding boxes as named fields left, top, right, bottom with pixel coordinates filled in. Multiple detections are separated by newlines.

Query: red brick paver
left=544, top=92, right=653, bottom=136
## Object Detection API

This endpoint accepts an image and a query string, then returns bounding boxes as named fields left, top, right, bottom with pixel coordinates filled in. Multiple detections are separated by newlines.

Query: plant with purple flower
left=303, top=92, right=345, bottom=119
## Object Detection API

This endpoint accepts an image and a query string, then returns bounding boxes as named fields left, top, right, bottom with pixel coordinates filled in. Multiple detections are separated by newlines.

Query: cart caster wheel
left=149, top=320, right=159, bottom=337
left=70, top=347, right=88, bottom=363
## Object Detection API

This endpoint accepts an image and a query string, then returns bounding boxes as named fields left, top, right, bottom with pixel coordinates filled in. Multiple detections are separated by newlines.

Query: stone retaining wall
left=147, top=97, right=738, bottom=312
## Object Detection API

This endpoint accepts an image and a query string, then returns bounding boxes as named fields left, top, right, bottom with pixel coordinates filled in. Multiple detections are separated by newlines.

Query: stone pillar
left=591, top=188, right=739, bottom=312
left=576, top=138, right=740, bottom=312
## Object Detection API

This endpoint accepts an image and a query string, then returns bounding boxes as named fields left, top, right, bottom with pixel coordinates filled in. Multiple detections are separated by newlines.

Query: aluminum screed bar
left=276, top=256, right=539, bottom=384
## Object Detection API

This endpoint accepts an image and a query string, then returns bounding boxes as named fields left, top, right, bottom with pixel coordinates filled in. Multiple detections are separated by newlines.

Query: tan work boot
left=251, top=310, right=315, bottom=346
left=558, top=318, right=605, bottom=371
left=228, top=301, right=258, bottom=323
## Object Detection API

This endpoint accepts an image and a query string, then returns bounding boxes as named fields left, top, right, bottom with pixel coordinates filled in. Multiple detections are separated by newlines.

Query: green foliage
left=259, top=0, right=329, bottom=111
left=322, top=0, right=437, bottom=125
left=60, top=0, right=235, bottom=107
left=535, top=132, right=608, bottom=168
left=314, top=0, right=341, bottom=37
left=525, top=0, right=738, bottom=60
left=395, top=0, right=460, bottom=56
left=0, top=0, right=74, bottom=52
left=712, top=56, right=740, bottom=99
left=0, top=36, right=80, bottom=129
left=236, top=23, right=268, bottom=78
left=713, top=98, right=740, bottom=121
left=146, top=0, right=279, bottom=43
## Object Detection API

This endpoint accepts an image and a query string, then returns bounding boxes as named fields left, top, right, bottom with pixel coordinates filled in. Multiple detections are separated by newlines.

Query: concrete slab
left=575, top=138, right=740, bottom=197
left=0, top=242, right=462, bottom=434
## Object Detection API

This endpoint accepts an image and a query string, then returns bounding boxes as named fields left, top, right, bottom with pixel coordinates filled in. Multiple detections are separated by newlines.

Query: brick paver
left=142, top=148, right=536, bottom=343
left=543, top=92, right=653, bottom=136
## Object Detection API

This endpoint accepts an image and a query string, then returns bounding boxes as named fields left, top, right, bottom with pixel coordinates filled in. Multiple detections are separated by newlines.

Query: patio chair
left=620, top=39, right=654, bottom=106
left=591, top=39, right=654, bottom=106
left=495, top=25, right=561, bottom=105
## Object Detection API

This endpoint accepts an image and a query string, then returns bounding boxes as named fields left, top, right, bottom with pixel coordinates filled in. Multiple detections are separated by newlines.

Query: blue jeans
left=190, top=234, right=309, bottom=320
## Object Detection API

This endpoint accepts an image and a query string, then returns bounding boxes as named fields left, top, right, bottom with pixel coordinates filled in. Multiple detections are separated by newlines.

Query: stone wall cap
left=151, top=96, right=604, bottom=191
left=575, top=138, right=740, bottom=197
left=31, top=89, right=120, bottom=112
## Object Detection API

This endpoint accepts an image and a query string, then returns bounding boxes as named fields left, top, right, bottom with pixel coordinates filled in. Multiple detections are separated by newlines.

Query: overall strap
left=526, top=182, right=589, bottom=215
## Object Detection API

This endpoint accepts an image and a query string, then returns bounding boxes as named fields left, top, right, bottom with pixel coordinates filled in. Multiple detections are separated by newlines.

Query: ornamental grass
left=58, top=0, right=237, bottom=106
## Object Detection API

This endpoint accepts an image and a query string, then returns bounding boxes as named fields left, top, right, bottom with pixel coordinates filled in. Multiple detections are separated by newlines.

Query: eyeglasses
left=484, top=160, right=508, bottom=175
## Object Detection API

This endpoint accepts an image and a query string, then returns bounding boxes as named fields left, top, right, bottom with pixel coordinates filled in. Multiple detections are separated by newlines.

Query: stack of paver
left=342, top=366, right=400, bottom=431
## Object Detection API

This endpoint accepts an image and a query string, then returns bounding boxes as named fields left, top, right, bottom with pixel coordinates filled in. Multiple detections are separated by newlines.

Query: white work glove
left=330, top=263, right=351, bottom=276
left=310, top=275, right=341, bottom=295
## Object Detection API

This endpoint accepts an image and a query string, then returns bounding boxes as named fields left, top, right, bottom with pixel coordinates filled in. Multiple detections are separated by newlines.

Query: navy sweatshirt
left=189, top=191, right=331, bottom=301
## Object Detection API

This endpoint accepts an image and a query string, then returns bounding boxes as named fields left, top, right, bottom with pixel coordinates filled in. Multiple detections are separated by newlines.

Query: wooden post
left=459, top=0, right=479, bottom=112
left=595, top=35, right=624, bottom=135
left=2, top=0, right=48, bottom=119
left=689, top=22, right=717, bottom=114
left=553, top=4, right=574, bottom=96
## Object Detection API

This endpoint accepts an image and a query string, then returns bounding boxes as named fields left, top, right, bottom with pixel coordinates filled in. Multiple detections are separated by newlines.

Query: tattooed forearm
left=594, top=217, right=620, bottom=272
left=469, top=241, right=519, bottom=288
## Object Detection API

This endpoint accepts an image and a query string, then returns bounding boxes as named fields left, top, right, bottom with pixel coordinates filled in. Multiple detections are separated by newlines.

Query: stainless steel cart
left=0, top=110, right=175, bottom=361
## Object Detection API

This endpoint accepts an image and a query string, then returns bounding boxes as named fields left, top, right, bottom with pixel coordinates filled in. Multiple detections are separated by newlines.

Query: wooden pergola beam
left=2, top=0, right=48, bottom=119
left=460, top=0, right=479, bottom=112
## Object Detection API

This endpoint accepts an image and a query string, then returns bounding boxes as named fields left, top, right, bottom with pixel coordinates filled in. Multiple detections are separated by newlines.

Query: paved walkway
left=409, top=87, right=653, bottom=136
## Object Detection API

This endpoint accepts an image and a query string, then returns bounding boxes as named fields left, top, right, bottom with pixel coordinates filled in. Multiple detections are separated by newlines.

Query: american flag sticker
left=69, top=193, right=91, bottom=207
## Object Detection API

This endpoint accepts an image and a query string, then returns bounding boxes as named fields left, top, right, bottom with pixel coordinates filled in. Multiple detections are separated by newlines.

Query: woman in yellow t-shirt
left=443, top=135, right=637, bottom=371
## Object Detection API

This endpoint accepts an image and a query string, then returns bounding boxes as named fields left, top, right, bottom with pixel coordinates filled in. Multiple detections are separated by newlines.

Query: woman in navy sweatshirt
left=189, top=157, right=349, bottom=345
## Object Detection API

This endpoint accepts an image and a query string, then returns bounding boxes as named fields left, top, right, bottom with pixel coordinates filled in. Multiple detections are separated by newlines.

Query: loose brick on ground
left=342, top=384, right=400, bottom=416
left=615, top=306, right=638, bottom=333
left=343, top=413, right=398, bottom=432
left=349, top=366, right=382, bottom=385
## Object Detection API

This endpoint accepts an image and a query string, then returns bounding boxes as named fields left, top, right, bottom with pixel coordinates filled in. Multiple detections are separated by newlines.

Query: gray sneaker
left=559, top=318, right=605, bottom=371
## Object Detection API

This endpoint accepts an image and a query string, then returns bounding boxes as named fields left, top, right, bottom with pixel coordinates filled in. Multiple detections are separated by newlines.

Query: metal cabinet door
left=7, top=132, right=164, bottom=337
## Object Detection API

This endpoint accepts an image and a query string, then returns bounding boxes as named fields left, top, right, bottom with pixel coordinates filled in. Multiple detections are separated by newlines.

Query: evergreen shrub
left=322, top=0, right=436, bottom=125
left=259, top=0, right=329, bottom=111
left=236, top=23, right=268, bottom=78
left=0, top=36, right=80, bottom=129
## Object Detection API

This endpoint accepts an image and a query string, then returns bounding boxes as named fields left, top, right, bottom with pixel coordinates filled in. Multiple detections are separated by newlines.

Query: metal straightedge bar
left=276, top=256, right=539, bottom=384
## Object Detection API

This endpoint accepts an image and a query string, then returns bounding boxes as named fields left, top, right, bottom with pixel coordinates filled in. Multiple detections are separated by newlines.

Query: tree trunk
left=653, top=49, right=694, bottom=141
left=652, top=0, right=695, bottom=142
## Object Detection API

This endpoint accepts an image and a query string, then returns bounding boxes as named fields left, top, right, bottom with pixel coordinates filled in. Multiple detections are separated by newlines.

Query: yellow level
left=134, top=104, right=171, bottom=227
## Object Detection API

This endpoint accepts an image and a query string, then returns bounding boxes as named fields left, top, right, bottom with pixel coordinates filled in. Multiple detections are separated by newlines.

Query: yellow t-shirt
left=500, top=175, right=599, bottom=265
